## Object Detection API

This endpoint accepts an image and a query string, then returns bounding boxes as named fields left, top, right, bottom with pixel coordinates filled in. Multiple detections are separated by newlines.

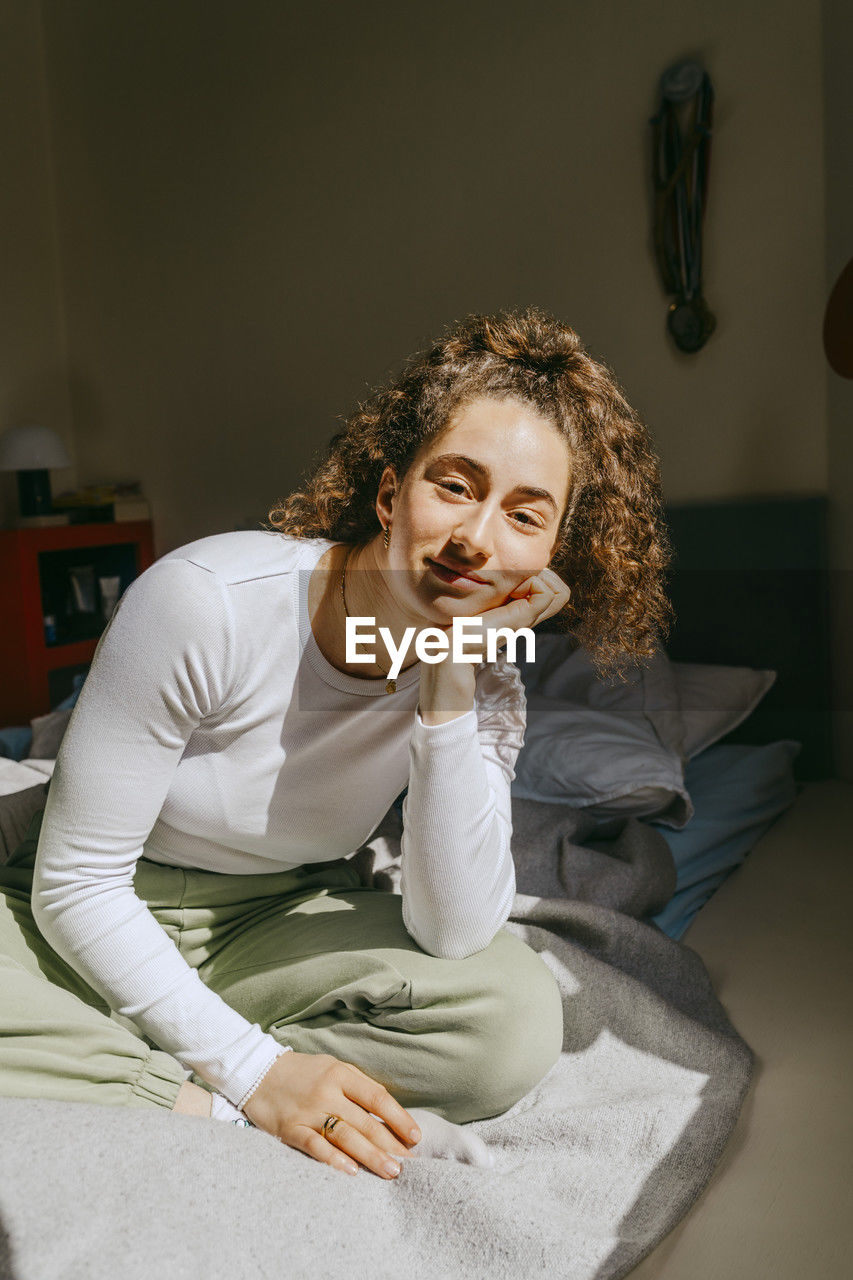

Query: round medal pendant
left=386, top=679, right=397, bottom=694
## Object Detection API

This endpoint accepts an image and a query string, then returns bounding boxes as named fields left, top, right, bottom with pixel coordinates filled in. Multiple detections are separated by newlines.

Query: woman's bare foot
left=172, top=1081, right=213, bottom=1117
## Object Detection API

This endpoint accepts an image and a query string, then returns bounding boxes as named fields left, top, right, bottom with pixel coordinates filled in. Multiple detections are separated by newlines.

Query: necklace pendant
left=385, top=678, right=397, bottom=694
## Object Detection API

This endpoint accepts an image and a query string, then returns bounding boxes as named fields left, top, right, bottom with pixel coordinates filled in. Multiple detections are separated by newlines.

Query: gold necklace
left=340, top=545, right=398, bottom=693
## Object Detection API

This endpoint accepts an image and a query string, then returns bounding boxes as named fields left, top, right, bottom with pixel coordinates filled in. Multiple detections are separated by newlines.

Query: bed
left=0, top=493, right=847, bottom=1280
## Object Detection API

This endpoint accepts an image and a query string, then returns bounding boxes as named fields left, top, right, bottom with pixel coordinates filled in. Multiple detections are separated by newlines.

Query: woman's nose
left=451, top=507, right=496, bottom=560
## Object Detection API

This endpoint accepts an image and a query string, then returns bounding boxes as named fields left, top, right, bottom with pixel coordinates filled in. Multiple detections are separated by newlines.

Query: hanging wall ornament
left=823, top=257, right=853, bottom=378
left=650, top=59, right=716, bottom=353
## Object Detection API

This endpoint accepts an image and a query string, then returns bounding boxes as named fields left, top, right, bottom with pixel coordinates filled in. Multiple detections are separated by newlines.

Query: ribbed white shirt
left=30, top=532, right=527, bottom=1107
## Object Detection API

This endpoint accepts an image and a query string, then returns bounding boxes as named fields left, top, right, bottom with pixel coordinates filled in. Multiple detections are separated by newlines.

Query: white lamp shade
left=0, top=424, right=71, bottom=471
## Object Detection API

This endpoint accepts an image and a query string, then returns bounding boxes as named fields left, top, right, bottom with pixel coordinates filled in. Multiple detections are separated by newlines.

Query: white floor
left=628, top=779, right=853, bottom=1278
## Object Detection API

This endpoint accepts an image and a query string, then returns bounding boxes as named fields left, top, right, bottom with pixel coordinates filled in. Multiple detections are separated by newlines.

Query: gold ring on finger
left=322, top=1114, right=341, bottom=1137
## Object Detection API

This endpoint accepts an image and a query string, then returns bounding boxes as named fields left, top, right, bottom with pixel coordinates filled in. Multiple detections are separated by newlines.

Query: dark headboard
left=662, top=493, right=833, bottom=781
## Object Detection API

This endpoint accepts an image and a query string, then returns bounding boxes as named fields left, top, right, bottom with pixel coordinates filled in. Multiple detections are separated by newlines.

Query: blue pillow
left=650, top=739, right=801, bottom=940
left=0, top=726, right=33, bottom=761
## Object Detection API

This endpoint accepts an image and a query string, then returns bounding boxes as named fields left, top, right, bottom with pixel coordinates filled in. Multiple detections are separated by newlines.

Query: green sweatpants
left=0, top=809, right=564, bottom=1124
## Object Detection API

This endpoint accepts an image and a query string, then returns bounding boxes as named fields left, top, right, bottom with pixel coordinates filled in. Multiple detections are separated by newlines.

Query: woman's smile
left=425, top=556, right=489, bottom=588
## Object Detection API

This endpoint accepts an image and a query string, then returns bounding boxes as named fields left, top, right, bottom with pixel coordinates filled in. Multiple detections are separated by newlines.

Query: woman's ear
left=375, top=464, right=398, bottom=529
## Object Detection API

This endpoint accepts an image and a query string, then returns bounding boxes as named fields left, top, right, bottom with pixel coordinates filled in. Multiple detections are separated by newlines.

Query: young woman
left=0, top=306, right=672, bottom=1180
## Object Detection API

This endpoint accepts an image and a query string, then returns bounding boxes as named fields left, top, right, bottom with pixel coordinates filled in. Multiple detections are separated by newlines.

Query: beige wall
left=30, top=0, right=826, bottom=554
left=0, top=0, right=75, bottom=525
left=6, top=0, right=847, bottom=768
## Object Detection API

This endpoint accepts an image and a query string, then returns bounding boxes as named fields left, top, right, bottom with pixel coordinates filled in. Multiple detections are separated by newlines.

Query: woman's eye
left=437, top=482, right=542, bottom=529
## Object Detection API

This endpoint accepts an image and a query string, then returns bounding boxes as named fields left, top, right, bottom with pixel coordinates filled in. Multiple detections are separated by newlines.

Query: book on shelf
left=50, top=485, right=151, bottom=524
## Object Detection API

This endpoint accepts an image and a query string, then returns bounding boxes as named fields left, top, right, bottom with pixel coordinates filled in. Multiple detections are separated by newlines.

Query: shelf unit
left=1, top=521, right=155, bottom=725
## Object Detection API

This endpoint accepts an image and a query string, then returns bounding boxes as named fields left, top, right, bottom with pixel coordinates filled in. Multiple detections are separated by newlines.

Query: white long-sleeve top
left=31, top=531, right=527, bottom=1109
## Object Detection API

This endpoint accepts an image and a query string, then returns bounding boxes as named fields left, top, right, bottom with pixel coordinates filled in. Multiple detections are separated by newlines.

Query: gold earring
left=383, top=524, right=391, bottom=549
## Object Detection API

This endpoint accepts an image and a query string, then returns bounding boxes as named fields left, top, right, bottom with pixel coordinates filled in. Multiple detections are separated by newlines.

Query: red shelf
left=2, top=521, right=155, bottom=725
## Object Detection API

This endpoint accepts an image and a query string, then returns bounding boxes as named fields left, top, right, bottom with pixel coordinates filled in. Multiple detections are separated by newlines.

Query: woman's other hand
left=489, top=566, right=571, bottom=633
left=416, top=568, right=570, bottom=723
left=241, top=1051, right=422, bottom=1178
left=451, top=567, right=572, bottom=663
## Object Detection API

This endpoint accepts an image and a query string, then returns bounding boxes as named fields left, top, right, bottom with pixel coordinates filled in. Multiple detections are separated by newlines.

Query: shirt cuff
left=413, top=705, right=477, bottom=740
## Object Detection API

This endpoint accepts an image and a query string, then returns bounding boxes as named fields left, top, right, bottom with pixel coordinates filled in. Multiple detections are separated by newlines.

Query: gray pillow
left=671, top=662, right=777, bottom=760
left=518, top=635, right=685, bottom=756
left=27, top=706, right=74, bottom=760
left=515, top=637, right=691, bottom=826
left=515, top=637, right=777, bottom=826
left=0, top=782, right=48, bottom=865
left=513, top=691, right=693, bottom=828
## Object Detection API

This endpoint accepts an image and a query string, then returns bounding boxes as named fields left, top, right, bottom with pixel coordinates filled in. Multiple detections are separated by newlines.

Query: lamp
left=0, top=424, right=71, bottom=521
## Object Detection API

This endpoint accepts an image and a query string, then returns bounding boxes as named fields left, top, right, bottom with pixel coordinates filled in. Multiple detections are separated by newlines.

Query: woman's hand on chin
left=415, top=567, right=569, bottom=724
left=480, top=567, right=571, bottom=646
left=440, top=568, right=572, bottom=662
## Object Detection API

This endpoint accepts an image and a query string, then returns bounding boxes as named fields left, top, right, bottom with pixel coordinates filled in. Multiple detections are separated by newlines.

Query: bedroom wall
left=0, top=0, right=75, bottom=529
left=823, top=0, right=853, bottom=778
left=28, top=0, right=826, bottom=557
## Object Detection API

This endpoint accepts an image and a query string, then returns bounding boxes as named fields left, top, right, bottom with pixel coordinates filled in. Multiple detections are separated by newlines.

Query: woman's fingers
left=535, top=569, right=572, bottom=624
left=516, top=569, right=571, bottom=621
left=310, top=1114, right=406, bottom=1180
left=297, top=1125, right=360, bottom=1176
left=335, top=1096, right=416, bottom=1161
left=338, top=1062, right=421, bottom=1147
left=287, top=1104, right=410, bottom=1181
left=493, top=570, right=570, bottom=631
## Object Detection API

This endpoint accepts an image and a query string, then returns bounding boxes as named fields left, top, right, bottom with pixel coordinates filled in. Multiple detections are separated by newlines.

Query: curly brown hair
left=265, top=305, right=674, bottom=682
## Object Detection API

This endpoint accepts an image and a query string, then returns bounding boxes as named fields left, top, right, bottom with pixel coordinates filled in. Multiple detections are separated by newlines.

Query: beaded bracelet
left=237, top=1044, right=293, bottom=1113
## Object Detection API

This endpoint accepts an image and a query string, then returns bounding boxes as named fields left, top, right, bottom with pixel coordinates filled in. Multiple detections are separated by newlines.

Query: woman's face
left=377, top=396, right=572, bottom=623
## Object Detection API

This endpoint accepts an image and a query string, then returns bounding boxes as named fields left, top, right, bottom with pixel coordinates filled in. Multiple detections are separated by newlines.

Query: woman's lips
left=426, top=558, right=486, bottom=587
